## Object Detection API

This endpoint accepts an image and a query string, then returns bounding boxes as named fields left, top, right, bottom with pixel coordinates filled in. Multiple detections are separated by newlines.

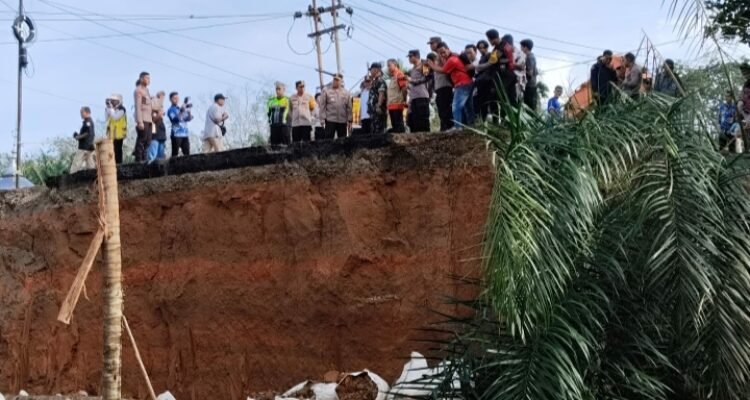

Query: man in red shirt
left=428, top=42, right=475, bottom=128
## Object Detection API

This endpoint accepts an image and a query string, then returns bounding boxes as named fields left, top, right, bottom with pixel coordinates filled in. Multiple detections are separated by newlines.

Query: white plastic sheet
left=280, top=381, right=338, bottom=400
left=157, top=391, right=177, bottom=400
left=388, top=352, right=432, bottom=399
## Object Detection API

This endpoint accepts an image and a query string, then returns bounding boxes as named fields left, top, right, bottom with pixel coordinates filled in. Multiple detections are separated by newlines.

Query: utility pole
left=11, top=0, right=34, bottom=189
left=310, top=0, right=325, bottom=91
left=331, top=0, right=343, bottom=75
left=294, top=1, right=352, bottom=91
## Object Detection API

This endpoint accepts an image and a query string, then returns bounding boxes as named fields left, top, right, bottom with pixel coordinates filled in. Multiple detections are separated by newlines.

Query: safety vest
left=107, top=115, right=128, bottom=140
left=267, top=96, right=290, bottom=126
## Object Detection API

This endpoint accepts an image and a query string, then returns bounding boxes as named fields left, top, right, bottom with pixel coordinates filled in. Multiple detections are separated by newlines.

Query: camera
left=184, top=96, right=193, bottom=109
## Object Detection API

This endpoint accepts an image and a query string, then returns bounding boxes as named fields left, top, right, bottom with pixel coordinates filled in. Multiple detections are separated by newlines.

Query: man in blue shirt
left=167, top=92, right=194, bottom=157
left=720, top=90, right=737, bottom=133
left=719, top=90, right=739, bottom=151
left=547, top=86, right=564, bottom=118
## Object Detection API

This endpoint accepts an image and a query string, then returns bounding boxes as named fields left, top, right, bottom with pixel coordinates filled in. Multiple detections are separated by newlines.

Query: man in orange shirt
left=386, top=59, right=408, bottom=133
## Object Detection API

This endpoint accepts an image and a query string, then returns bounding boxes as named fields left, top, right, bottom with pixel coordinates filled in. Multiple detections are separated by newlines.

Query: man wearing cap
left=105, top=93, right=127, bottom=164
left=386, top=59, right=408, bottom=133
left=407, top=49, right=431, bottom=132
left=290, top=80, right=317, bottom=143
left=590, top=50, right=617, bottom=105
left=367, top=63, right=388, bottom=134
left=429, top=36, right=454, bottom=131
left=319, top=74, right=353, bottom=139
left=203, top=94, right=229, bottom=153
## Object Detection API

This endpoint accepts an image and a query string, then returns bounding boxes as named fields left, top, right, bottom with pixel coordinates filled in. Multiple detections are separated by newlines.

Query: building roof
left=0, top=175, right=34, bottom=190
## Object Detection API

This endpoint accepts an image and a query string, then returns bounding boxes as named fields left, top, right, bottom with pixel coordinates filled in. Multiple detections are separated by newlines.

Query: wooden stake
left=123, top=316, right=157, bottom=400
left=96, top=138, right=124, bottom=400
left=57, top=228, right=104, bottom=324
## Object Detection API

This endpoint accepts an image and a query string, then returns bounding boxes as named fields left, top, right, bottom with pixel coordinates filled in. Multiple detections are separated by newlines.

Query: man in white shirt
left=203, top=93, right=229, bottom=153
left=356, top=76, right=373, bottom=135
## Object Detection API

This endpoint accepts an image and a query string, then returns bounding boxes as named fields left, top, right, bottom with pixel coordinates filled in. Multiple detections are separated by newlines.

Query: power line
left=0, top=10, right=294, bottom=21
left=361, top=0, right=595, bottom=59
left=44, top=0, right=324, bottom=76
left=40, top=22, right=237, bottom=87
left=347, top=2, right=475, bottom=43
left=353, top=14, right=414, bottom=50
left=287, top=17, right=315, bottom=55
left=0, top=0, right=14, bottom=12
left=0, top=15, right=290, bottom=46
left=402, top=0, right=603, bottom=52
left=348, top=1, right=588, bottom=63
left=350, top=35, right=388, bottom=59
left=39, top=0, right=267, bottom=85
left=352, top=20, right=408, bottom=53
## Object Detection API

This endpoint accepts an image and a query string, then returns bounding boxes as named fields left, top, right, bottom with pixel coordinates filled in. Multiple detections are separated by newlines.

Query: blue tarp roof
left=0, top=175, right=34, bottom=190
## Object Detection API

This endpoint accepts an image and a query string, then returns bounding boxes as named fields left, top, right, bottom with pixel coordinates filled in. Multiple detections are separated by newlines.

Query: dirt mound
left=0, top=133, right=493, bottom=399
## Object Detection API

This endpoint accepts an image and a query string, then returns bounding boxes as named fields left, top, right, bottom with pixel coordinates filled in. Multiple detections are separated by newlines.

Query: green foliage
left=420, top=93, right=750, bottom=400
left=679, top=60, right=748, bottom=133
left=21, top=137, right=76, bottom=185
left=706, top=0, right=750, bottom=45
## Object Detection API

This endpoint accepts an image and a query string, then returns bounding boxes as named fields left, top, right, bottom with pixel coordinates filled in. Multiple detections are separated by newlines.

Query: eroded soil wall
left=0, top=133, right=493, bottom=399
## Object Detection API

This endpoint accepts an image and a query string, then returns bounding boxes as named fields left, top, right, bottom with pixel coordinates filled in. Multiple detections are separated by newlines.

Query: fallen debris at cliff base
left=7, top=352, right=451, bottom=400
left=336, top=371, right=387, bottom=400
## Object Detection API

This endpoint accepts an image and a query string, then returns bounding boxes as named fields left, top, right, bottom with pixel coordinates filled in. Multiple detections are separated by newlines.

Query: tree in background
left=20, top=137, right=76, bottom=185
left=679, top=60, right=748, bottom=134
left=706, top=0, right=750, bottom=45
left=196, top=84, right=269, bottom=151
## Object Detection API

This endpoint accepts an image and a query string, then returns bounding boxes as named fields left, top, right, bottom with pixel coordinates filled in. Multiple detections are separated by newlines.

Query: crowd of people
left=70, top=71, right=230, bottom=173
left=67, top=29, right=750, bottom=173
left=590, top=50, right=684, bottom=104
left=70, top=29, right=549, bottom=172
left=719, top=83, right=750, bottom=152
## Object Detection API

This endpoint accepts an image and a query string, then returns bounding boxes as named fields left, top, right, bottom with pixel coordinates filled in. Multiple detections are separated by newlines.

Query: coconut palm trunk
left=96, top=139, right=123, bottom=400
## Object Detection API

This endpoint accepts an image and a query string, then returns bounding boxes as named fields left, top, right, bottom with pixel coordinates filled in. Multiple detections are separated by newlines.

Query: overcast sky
left=0, top=0, right=748, bottom=155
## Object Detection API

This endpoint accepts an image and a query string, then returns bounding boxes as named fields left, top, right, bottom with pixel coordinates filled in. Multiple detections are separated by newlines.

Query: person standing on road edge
left=70, top=106, right=96, bottom=173
left=368, top=63, right=388, bottom=134
left=148, top=91, right=167, bottom=162
left=355, top=76, right=373, bottom=135
left=268, top=82, right=291, bottom=146
left=429, top=42, right=474, bottom=129
left=319, top=74, right=352, bottom=140
left=133, top=71, right=153, bottom=162
left=520, top=39, right=539, bottom=110
left=386, top=59, right=408, bottom=133
left=203, top=93, right=229, bottom=153
left=290, top=80, right=316, bottom=143
left=167, top=92, right=193, bottom=157
left=429, top=36, right=454, bottom=131
left=105, top=94, right=127, bottom=164
left=407, top=49, right=431, bottom=133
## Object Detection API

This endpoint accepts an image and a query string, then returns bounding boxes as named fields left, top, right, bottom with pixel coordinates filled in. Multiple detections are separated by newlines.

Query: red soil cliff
left=0, top=133, right=493, bottom=399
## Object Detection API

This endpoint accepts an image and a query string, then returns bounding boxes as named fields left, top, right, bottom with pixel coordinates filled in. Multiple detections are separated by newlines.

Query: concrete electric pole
left=294, top=1, right=352, bottom=91
left=11, top=0, right=34, bottom=189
